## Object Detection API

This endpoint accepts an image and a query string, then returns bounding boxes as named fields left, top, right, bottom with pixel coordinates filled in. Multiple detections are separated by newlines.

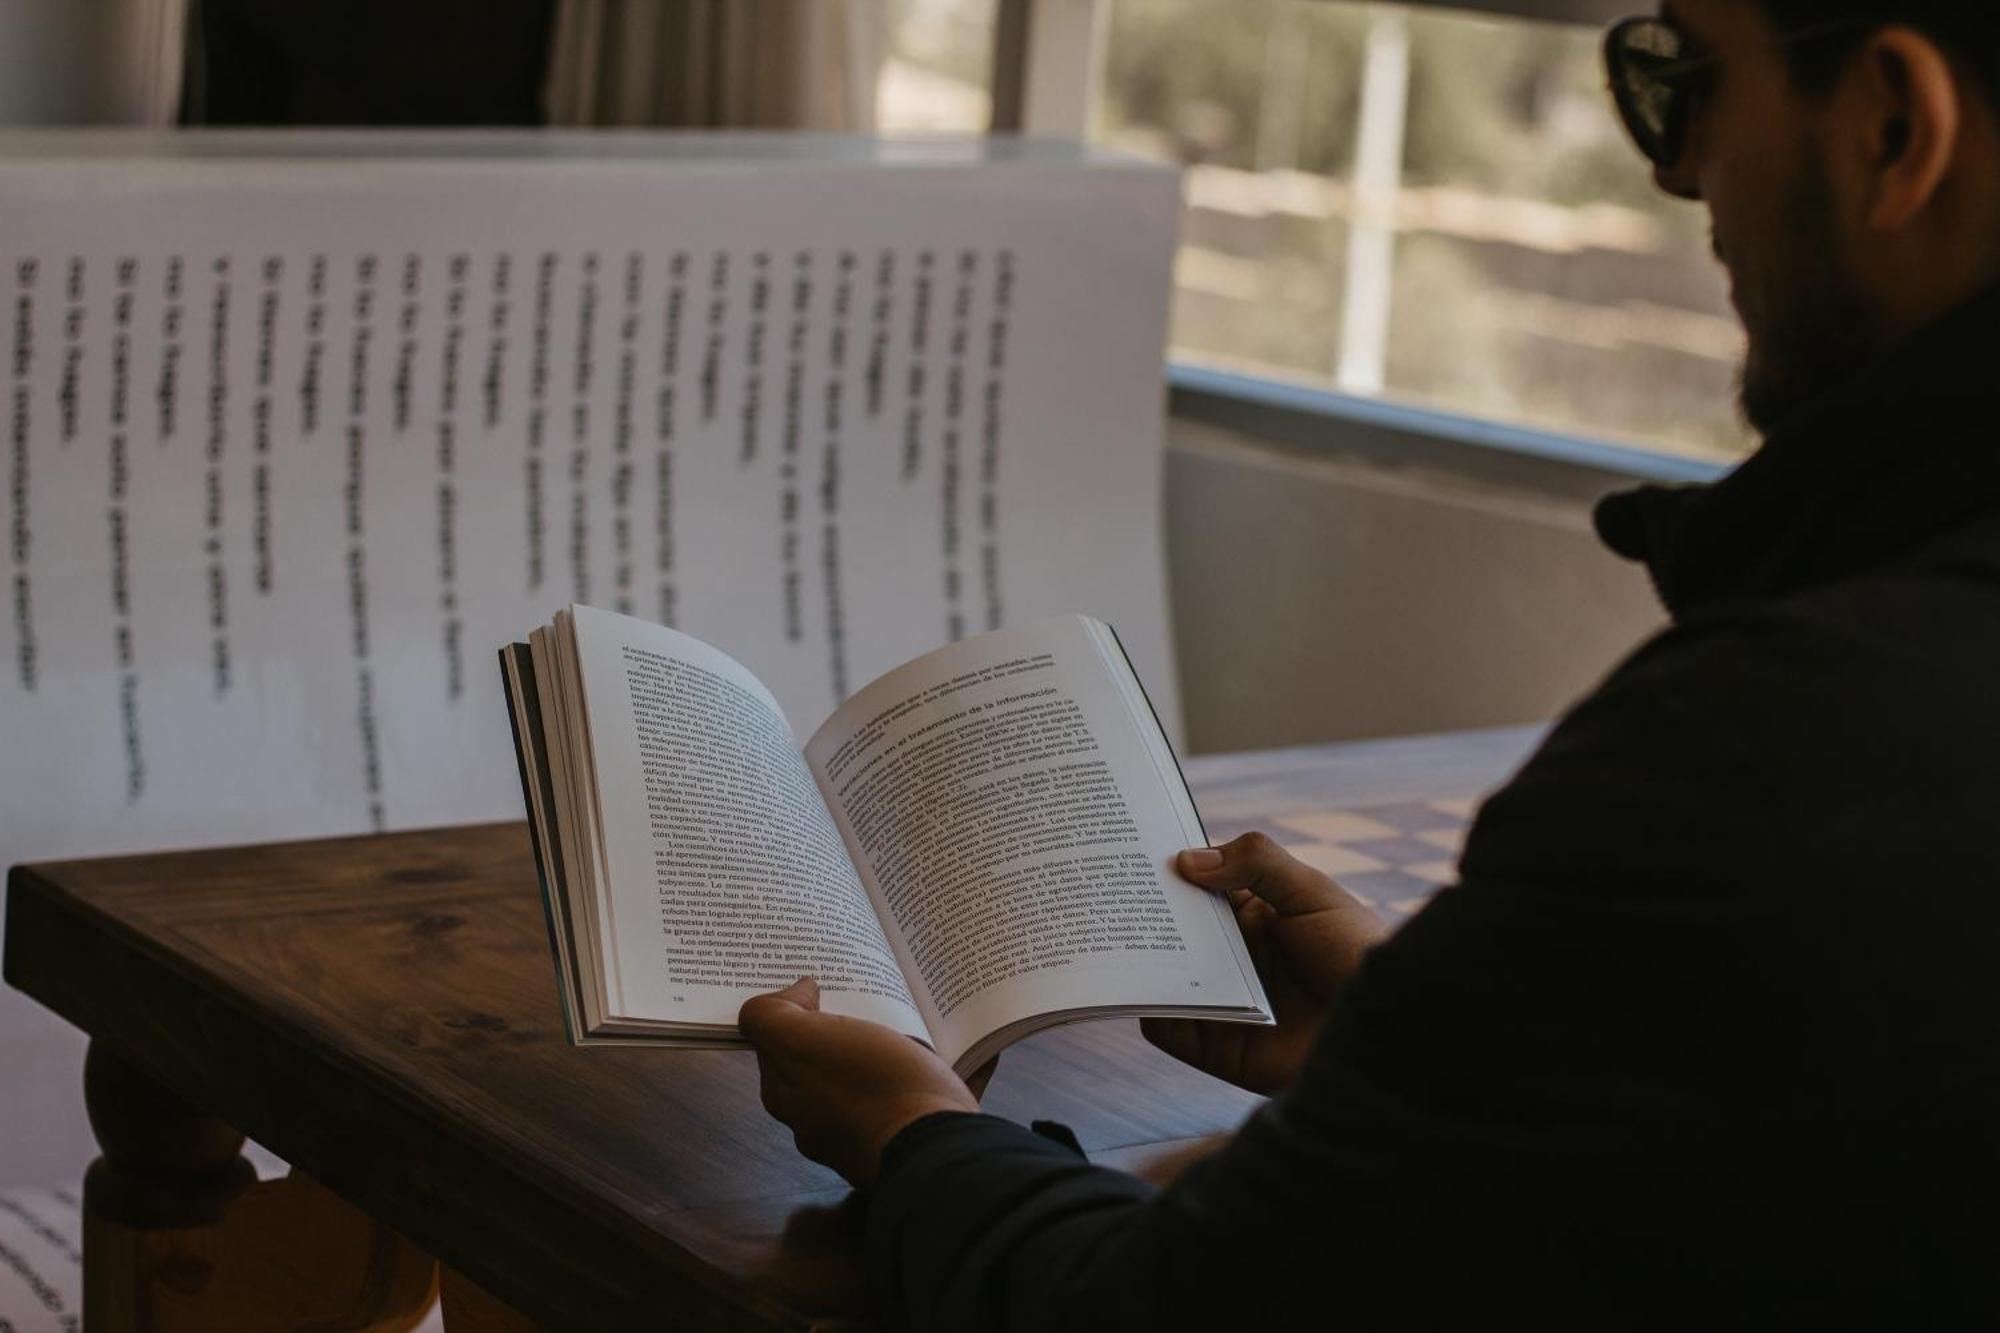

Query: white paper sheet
left=0, top=131, right=1184, bottom=865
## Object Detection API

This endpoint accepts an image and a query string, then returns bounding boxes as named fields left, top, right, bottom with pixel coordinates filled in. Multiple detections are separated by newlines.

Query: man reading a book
left=741, top=1, right=2000, bottom=1324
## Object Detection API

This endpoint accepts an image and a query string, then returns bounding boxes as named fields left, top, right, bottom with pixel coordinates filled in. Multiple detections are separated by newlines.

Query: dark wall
left=182, top=0, right=555, bottom=126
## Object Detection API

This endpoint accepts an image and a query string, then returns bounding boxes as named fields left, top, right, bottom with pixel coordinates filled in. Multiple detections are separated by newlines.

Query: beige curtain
left=545, top=0, right=880, bottom=130
left=0, top=0, right=185, bottom=125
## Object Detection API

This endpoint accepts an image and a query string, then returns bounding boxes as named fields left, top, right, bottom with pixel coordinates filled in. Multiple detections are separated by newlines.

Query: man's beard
left=1737, top=151, right=1890, bottom=435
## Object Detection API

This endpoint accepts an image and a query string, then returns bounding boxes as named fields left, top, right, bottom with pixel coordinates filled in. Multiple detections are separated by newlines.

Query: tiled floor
left=1205, top=797, right=1473, bottom=922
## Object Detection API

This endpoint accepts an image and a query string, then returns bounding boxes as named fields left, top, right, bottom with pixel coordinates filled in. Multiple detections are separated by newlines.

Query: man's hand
left=1143, top=832, right=1387, bottom=1096
left=739, top=978, right=980, bottom=1188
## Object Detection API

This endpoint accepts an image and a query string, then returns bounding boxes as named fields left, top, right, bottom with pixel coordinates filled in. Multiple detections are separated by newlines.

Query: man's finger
left=739, top=976, right=823, bottom=1045
left=1177, top=833, right=1344, bottom=917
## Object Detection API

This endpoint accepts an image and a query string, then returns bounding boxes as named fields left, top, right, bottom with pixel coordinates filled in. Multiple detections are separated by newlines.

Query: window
left=1097, top=0, right=1753, bottom=461
left=878, top=0, right=998, bottom=133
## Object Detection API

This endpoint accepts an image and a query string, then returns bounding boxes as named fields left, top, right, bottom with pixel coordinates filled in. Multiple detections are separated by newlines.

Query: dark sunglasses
left=1604, top=14, right=1879, bottom=168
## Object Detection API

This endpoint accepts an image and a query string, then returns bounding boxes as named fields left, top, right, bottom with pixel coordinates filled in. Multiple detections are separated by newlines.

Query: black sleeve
left=864, top=618, right=1890, bottom=1330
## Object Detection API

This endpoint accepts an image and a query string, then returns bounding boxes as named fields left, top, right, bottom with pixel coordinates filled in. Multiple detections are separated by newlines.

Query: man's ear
left=1845, top=26, right=1962, bottom=232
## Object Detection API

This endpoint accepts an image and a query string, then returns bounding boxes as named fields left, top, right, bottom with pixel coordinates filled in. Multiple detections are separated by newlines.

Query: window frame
left=1170, top=362, right=1729, bottom=493
left=999, top=0, right=1744, bottom=483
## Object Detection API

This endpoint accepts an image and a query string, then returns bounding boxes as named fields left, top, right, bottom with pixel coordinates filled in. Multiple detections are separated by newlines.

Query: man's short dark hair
left=1756, top=2, right=2000, bottom=106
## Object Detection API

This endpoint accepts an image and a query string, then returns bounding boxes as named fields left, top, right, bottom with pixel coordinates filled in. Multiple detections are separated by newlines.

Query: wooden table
left=3, top=727, right=1539, bottom=1331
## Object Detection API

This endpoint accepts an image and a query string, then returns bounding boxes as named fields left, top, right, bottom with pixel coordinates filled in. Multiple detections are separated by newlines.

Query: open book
left=499, top=606, right=1272, bottom=1077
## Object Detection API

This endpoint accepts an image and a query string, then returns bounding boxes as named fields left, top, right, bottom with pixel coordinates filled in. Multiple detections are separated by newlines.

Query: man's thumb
left=1178, top=833, right=1342, bottom=917
left=739, top=976, right=822, bottom=1041
left=779, top=976, right=821, bottom=1010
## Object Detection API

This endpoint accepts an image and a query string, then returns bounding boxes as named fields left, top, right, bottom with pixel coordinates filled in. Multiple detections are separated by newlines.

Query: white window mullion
left=1335, top=5, right=1412, bottom=396
left=989, top=0, right=1109, bottom=139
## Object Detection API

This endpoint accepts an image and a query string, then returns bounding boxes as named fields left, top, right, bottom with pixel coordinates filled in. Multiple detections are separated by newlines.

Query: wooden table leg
left=439, top=1266, right=546, bottom=1331
left=80, top=1040, right=439, bottom=1332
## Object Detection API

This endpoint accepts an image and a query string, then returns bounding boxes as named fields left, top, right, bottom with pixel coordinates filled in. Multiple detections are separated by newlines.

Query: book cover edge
left=499, top=642, right=584, bottom=1046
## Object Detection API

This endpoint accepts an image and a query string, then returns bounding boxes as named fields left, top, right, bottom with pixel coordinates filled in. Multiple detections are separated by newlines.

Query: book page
left=532, top=620, right=623, bottom=1033
left=567, top=605, right=927, bottom=1039
left=805, top=616, right=1265, bottom=1068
